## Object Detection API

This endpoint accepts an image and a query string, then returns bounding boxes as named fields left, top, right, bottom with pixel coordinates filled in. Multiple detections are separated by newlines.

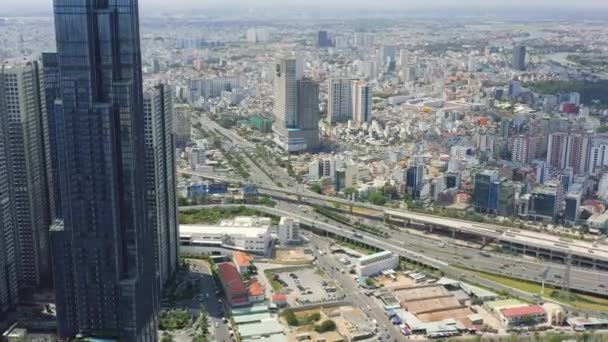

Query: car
left=222, top=317, right=228, bottom=323
left=215, top=322, right=220, bottom=328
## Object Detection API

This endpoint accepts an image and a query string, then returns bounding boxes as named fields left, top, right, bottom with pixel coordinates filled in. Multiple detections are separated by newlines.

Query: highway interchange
left=180, top=202, right=608, bottom=318
left=184, top=116, right=608, bottom=315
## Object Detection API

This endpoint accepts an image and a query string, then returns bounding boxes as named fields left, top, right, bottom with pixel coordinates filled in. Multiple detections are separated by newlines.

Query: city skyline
left=4, top=0, right=608, bottom=15
left=3, top=0, right=608, bottom=340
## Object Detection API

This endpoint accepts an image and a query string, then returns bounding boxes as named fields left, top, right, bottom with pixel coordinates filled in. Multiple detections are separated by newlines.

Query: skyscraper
left=0, top=98, right=18, bottom=319
left=317, top=30, right=333, bottom=48
left=174, top=105, right=192, bottom=147
left=327, top=78, right=354, bottom=125
left=512, top=45, right=526, bottom=71
left=143, top=83, right=179, bottom=301
left=546, top=131, right=590, bottom=175
left=590, top=134, right=608, bottom=172
left=41, top=52, right=62, bottom=221
left=473, top=170, right=500, bottom=213
left=297, top=78, right=320, bottom=150
left=0, top=61, right=51, bottom=292
left=511, top=135, right=536, bottom=164
left=352, top=80, right=373, bottom=126
left=273, top=58, right=319, bottom=152
left=49, top=0, right=157, bottom=340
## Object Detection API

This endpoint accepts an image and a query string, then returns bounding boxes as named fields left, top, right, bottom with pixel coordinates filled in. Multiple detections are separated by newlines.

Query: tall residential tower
left=512, top=45, right=526, bottom=71
left=143, top=83, right=179, bottom=301
left=0, top=61, right=52, bottom=292
left=327, top=78, right=354, bottom=125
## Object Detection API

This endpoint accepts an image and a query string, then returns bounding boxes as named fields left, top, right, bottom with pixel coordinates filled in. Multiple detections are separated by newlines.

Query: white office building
left=277, top=217, right=300, bottom=244
left=179, top=217, right=272, bottom=255
left=355, top=250, right=399, bottom=277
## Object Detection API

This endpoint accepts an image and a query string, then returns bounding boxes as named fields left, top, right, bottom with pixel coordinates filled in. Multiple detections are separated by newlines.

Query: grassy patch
left=283, top=309, right=321, bottom=326
left=336, top=241, right=374, bottom=255
left=472, top=270, right=608, bottom=312
left=158, top=309, right=192, bottom=331
left=179, top=206, right=271, bottom=224
left=264, top=271, right=283, bottom=291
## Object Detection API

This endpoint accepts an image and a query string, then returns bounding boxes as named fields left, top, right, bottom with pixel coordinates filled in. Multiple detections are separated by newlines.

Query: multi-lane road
left=179, top=203, right=608, bottom=317
left=179, top=168, right=608, bottom=273
left=309, top=234, right=403, bottom=341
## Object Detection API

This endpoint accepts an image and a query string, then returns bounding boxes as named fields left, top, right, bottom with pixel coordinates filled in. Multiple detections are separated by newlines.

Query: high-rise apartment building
left=352, top=80, right=373, bottom=126
left=354, top=32, right=374, bottom=48
left=272, top=58, right=319, bottom=152
left=511, top=135, right=536, bottom=164
left=0, top=99, right=18, bottom=319
left=174, top=105, right=192, bottom=147
left=49, top=0, right=157, bottom=340
left=512, top=45, right=526, bottom=71
left=327, top=78, right=354, bottom=125
left=41, top=53, right=62, bottom=221
left=589, top=134, right=608, bottom=172
left=143, top=83, right=179, bottom=305
left=0, top=61, right=51, bottom=292
left=546, top=131, right=590, bottom=175
left=380, top=45, right=397, bottom=64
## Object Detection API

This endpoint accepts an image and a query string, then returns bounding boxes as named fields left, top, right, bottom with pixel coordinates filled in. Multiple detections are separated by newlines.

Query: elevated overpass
left=179, top=204, right=608, bottom=313
left=179, top=169, right=608, bottom=271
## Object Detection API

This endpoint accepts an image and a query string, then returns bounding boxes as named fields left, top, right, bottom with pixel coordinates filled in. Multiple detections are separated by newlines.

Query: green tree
left=161, top=332, right=174, bottom=342
left=344, top=187, right=357, bottom=198
left=282, top=309, right=298, bottom=326
left=309, top=183, right=322, bottom=194
left=368, top=191, right=386, bottom=205
left=314, top=320, right=336, bottom=333
left=597, top=126, right=608, bottom=133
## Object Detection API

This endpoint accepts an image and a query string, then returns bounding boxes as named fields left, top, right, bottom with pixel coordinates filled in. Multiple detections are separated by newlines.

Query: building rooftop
left=485, top=299, right=526, bottom=312
left=222, top=216, right=272, bottom=227
left=567, top=317, right=608, bottom=326
left=180, top=224, right=269, bottom=239
left=217, top=262, right=248, bottom=297
left=271, top=294, right=287, bottom=302
left=237, top=319, right=285, bottom=338
left=234, top=251, right=253, bottom=267
left=231, top=303, right=270, bottom=316
left=357, top=250, right=394, bottom=264
left=501, top=305, right=545, bottom=318
left=248, top=280, right=264, bottom=297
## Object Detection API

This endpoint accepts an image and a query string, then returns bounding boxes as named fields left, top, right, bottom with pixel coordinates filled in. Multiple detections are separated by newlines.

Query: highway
left=178, top=169, right=608, bottom=271
left=179, top=204, right=608, bottom=316
left=272, top=201, right=608, bottom=297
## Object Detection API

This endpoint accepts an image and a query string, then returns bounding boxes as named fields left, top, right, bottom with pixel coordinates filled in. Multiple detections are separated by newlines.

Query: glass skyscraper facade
left=49, top=0, right=157, bottom=340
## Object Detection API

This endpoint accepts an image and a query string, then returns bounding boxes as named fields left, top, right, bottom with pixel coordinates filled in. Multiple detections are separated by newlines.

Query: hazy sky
left=4, top=0, right=608, bottom=14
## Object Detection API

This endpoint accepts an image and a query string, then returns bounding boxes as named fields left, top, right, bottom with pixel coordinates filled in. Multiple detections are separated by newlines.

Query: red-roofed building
left=217, top=262, right=249, bottom=307
left=248, top=279, right=265, bottom=303
left=233, top=251, right=253, bottom=274
left=500, top=305, right=545, bottom=326
left=271, top=294, right=287, bottom=307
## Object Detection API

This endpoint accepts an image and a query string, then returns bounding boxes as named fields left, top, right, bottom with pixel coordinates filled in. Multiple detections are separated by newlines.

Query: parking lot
left=273, top=267, right=342, bottom=306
